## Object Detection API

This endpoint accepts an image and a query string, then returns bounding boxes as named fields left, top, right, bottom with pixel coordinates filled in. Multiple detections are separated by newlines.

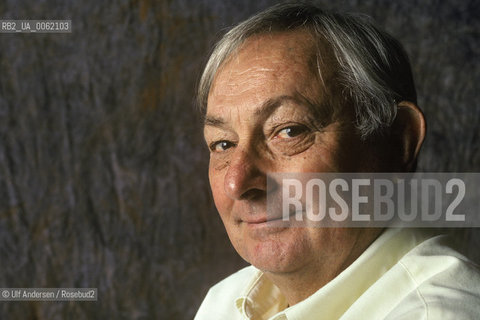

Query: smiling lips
left=236, top=206, right=297, bottom=225
left=243, top=214, right=268, bottom=223
left=241, top=215, right=291, bottom=228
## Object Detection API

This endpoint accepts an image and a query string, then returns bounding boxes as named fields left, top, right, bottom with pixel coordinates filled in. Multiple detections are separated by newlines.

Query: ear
left=391, top=101, right=426, bottom=171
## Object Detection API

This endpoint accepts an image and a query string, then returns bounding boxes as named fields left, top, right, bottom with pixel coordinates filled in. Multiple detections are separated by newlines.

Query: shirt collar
left=235, top=270, right=288, bottom=320
left=234, top=228, right=433, bottom=320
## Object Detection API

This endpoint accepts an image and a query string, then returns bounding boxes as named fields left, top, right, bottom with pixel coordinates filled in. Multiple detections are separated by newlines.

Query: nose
left=224, top=147, right=267, bottom=201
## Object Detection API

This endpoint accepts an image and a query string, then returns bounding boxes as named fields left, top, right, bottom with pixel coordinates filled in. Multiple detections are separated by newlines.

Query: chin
left=237, top=236, right=308, bottom=274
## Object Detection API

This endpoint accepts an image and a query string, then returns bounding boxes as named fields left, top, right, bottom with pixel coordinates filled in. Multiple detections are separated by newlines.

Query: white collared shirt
left=195, top=228, right=480, bottom=319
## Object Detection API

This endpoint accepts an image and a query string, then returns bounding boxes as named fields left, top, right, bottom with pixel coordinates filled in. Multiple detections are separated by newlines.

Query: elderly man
left=195, top=3, right=480, bottom=319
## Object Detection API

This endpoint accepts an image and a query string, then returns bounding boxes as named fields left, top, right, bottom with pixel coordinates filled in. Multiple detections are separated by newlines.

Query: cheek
left=208, top=165, right=231, bottom=215
left=284, top=147, right=339, bottom=173
left=297, top=134, right=347, bottom=172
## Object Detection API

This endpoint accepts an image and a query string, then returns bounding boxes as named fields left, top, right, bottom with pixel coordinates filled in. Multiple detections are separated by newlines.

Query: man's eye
left=210, top=141, right=234, bottom=152
left=275, top=125, right=308, bottom=139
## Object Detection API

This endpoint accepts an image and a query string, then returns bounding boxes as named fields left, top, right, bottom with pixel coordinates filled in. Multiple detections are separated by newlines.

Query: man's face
left=204, top=31, right=381, bottom=276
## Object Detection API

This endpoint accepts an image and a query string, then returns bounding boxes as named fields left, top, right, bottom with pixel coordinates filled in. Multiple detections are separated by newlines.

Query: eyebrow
left=203, top=116, right=226, bottom=128
left=203, top=95, right=318, bottom=128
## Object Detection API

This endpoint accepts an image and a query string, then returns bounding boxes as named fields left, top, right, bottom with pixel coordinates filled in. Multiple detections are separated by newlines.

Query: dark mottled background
left=0, top=0, right=478, bottom=319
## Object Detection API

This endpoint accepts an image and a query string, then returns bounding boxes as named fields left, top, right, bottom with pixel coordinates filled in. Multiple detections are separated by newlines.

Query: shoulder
left=387, top=234, right=480, bottom=319
left=194, top=266, right=258, bottom=320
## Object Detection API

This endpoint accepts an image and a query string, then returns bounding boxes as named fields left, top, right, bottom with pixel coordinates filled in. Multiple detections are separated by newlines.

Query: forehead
left=206, top=30, right=339, bottom=117
left=225, top=30, right=318, bottom=70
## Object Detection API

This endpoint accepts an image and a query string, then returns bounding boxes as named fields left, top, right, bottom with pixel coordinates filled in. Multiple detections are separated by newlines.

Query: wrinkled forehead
left=225, top=30, right=317, bottom=68
left=205, top=30, right=343, bottom=124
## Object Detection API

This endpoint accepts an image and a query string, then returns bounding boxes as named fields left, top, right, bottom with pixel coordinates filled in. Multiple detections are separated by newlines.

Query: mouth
left=242, top=215, right=293, bottom=229
left=240, top=208, right=302, bottom=223
left=243, top=216, right=268, bottom=224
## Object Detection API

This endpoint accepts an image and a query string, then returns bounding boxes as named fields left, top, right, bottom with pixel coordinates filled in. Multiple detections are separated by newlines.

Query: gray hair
left=197, top=2, right=417, bottom=138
